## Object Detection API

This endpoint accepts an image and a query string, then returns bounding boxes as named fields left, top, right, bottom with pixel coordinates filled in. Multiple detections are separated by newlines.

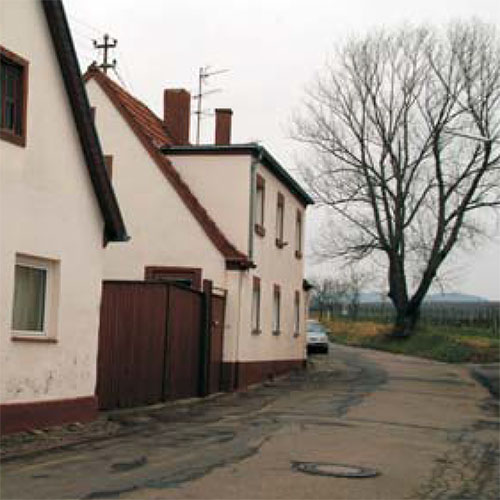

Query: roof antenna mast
left=93, top=34, right=117, bottom=74
left=193, top=66, right=229, bottom=145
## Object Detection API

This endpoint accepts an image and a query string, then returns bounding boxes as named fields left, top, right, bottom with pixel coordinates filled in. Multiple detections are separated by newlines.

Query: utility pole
left=93, top=34, right=117, bottom=74
left=193, top=66, right=229, bottom=145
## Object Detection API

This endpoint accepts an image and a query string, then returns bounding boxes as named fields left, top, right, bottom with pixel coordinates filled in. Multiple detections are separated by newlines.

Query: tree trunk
left=391, top=305, right=421, bottom=338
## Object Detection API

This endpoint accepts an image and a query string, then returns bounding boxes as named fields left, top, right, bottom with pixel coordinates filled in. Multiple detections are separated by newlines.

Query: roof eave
left=163, top=143, right=315, bottom=206
left=41, top=0, right=128, bottom=242
left=225, top=257, right=255, bottom=271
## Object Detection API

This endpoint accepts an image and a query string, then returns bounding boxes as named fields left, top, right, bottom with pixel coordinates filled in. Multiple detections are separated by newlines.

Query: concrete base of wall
left=0, top=396, right=98, bottom=435
left=221, top=359, right=305, bottom=392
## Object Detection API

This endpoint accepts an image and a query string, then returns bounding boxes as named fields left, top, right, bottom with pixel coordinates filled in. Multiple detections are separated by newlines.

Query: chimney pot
left=215, top=108, right=232, bottom=145
left=164, top=89, right=191, bottom=145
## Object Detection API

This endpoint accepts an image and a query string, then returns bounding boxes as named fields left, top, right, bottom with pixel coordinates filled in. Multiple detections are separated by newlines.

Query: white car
left=306, top=320, right=329, bottom=354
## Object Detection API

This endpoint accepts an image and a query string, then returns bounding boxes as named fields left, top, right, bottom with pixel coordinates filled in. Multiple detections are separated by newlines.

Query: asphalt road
left=1, top=344, right=498, bottom=499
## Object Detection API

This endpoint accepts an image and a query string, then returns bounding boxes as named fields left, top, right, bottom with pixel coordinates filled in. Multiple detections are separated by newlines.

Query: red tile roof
left=84, top=65, right=250, bottom=268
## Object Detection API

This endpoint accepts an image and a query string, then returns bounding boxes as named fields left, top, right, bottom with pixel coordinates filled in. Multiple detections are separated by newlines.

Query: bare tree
left=309, top=267, right=371, bottom=320
left=294, top=21, right=500, bottom=337
left=310, top=277, right=342, bottom=320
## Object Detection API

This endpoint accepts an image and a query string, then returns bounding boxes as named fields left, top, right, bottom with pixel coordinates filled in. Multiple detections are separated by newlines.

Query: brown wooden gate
left=96, top=282, right=169, bottom=410
left=96, top=280, right=225, bottom=410
left=164, top=284, right=203, bottom=400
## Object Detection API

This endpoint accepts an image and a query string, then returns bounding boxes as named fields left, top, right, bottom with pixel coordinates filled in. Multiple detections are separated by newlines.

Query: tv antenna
left=193, top=65, right=229, bottom=144
left=93, top=34, right=117, bottom=74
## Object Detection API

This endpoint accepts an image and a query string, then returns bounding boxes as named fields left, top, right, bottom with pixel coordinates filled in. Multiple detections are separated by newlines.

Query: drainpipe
left=248, top=146, right=264, bottom=261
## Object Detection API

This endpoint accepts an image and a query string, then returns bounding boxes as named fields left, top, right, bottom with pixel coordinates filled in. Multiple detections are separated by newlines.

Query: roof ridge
left=84, top=66, right=250, bottom=266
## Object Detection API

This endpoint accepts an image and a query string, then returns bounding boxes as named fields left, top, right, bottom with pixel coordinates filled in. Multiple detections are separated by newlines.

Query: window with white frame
left=251, top=277, right=261, bottom=333
left=294, top=291, right=300, bottom=335
left=11, top=255, right=58, bottom=336
left=272, top=284, right=281, bottom=334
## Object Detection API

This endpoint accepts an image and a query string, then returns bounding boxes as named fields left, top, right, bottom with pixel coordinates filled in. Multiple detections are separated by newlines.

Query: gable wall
left=0, top=0, right=105, bottom=404
left=166, top=153, right=252, bottom=255
left=85, top=80, right=227, bottom=287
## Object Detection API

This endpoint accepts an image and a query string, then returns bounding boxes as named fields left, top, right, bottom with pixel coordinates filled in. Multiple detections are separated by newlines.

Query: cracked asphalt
left=1, top=344, right=498, bottom=500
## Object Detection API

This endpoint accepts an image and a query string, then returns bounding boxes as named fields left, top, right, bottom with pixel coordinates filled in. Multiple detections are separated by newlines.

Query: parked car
left=306, top=320, right=329, bottom=354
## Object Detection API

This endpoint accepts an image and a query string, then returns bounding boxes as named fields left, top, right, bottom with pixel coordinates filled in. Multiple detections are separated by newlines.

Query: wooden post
left=199, top=279, right=213, bottom=397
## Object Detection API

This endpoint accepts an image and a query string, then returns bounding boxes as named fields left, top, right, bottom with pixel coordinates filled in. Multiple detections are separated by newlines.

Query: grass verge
left=321, top=318, right=499, bottom=363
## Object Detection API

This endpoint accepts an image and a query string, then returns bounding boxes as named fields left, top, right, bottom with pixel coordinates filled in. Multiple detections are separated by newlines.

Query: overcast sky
left=65, top=0, right=500, bottom=300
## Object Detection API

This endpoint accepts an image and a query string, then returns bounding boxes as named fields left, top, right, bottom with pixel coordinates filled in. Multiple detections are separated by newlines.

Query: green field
left=322, top=317, right=500, bottom=363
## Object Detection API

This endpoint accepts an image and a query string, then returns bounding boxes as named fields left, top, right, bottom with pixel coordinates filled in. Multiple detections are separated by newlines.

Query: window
left=295, top=210, right=303, bottom=258
left=294, top=291, right=300, bottom=336
left=275, top=192, right=285, bottom=248
left=0, top=46, right=29, bottom=147
left=11, top=255, right=58, bottom=339
left=255, top=174, right=265, bottom=237
left=272, top=284, right=281, bottom=335
left=251, top=277, right=261, bottom=334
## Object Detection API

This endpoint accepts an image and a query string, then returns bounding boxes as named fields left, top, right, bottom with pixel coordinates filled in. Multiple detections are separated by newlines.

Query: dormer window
left=0, top=46, right=28, bottom=147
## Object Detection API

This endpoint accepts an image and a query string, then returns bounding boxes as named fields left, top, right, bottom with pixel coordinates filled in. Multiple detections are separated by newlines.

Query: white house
left=164, top=141, right=314, bottom=388
left=85, top=66, right=313, bottom=391
left=0, top=0, right=128, bottom=434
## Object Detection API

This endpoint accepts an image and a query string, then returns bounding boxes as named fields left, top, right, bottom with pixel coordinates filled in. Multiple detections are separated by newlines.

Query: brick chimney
left=215, top=108, right=232, bottom=145
left=163, top=89, right=191, bottom=145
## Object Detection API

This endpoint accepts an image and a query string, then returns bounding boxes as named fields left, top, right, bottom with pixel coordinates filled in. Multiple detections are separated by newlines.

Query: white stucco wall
left=87, top=80, right=308, bottom=366
left=85, top=80, right=228, bottom=292
left=0, top=0, right=105, bottom=403
left=167, top=154, right=252, bottom=255
left=168, top=151, right=307, bottom=363
left=239, top=163, right=307, bottom=362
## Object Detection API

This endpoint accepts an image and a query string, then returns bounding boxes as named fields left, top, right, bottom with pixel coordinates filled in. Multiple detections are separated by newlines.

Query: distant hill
left=359, top=292, right=489, bottom=303
left=425, top=293, right=489, bottom=303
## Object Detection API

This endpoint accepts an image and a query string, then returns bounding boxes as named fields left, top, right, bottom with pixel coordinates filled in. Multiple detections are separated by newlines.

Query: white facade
left=85, top=79, right=227, bottom=287
left=168, top=153, right=308, bottom=364
left=0, top=0, right=106, bottom=404
left=85, top=72, right=310, bottom=377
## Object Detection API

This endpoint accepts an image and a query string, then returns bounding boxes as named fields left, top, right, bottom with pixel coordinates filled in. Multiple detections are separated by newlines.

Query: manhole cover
left=292, top=461, right=379, bottom=478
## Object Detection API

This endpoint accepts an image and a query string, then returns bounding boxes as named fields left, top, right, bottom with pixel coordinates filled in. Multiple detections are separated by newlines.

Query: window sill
left=275, top=239, right=287, bottom=249
left=0, top=129, right=26, bottom=147
left=11, top=335, right=57, bottom=344
left=252, top=328, right=262, bottom=335
left=295, top=250, right=303, bottom=259
left=254, top=224, right=266, bottom=237
left=293, top=332, right=300, bottom=337
left=272, top=330, right=281, bottom=336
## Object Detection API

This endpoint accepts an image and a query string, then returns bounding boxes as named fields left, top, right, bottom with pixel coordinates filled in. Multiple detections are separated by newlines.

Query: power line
left=116, top=48, right=134, bottom=92
left=67, top=14, right=105, bottom=36
left=112, top=66, right=129, bottom=90
left=71, top=29, right=94, bottom=43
